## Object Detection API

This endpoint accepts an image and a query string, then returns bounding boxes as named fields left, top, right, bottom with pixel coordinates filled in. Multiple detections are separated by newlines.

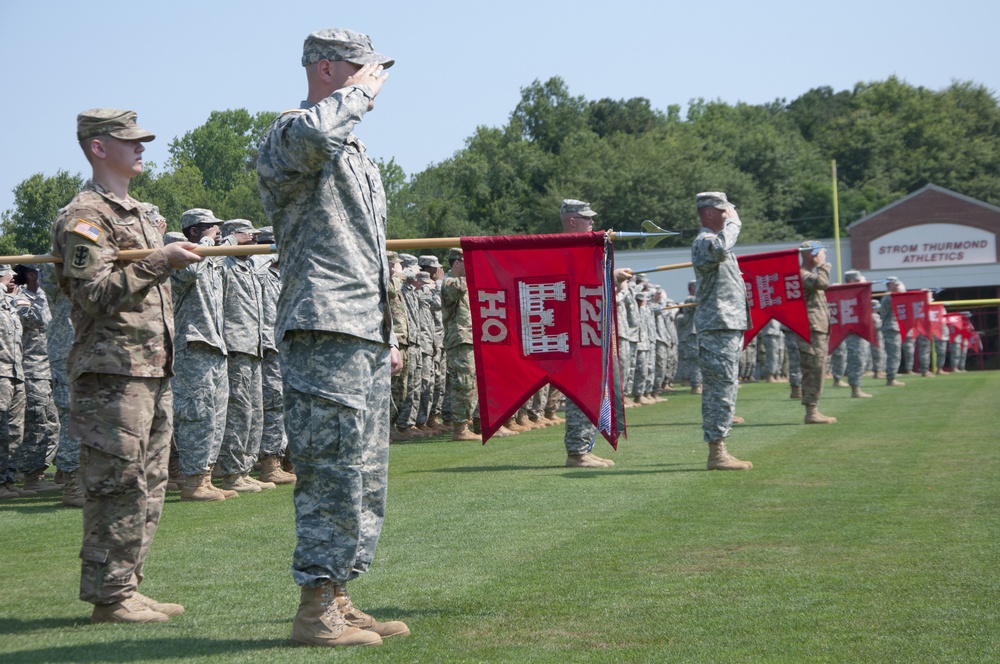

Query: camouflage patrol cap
left=560, top=199, right=598, bottom=217
left=403, top=265, right=420, bottom=279
left=418, top=255, right=441, bottom=269
left=302, top=28, right=394, bottom=68
left=800, top=240, right=826, bottom=256
left=180, top=208, right=223, bottom=230
left=635, top=290, right=649, bottom=301
left=256, top=226, right=275, bottom=243
left=886, top=275, right=900, bottom=283
left=695, top=192, right=730, bottom=209
left=0, top=264, right=13, bottom=277
left=163, top=231, right=187, bottom=245
left=844, top=269, right=862, bottom=282
left=416, top=271, right=433, bottom=284
left=399, top=253, right=419, bottom=268
left=77, top=109, right=155, bottom=142
left=447, top=248, right=464, bottom=261
left=688, top=279, right=698, bottom=288
left=386, top=250, right=400, bottom=264
left=221, top=219, right=258, bottom=236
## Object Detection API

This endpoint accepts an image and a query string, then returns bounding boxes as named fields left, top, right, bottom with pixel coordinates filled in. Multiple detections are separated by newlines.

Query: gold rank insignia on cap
left=71, top=219, right=103, bottom=243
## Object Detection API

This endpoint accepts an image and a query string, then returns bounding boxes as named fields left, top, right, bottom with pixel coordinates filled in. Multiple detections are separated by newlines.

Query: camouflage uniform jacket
left=654, top=303, right=677, bottom=345
left=14, top=286, right=52, bottom=379
left=415, top=285, right=436, bottom=355
left=50, top=181, right=174, bottom=381
left=674, top=296, right=697, bottom=339
left=429, top=281, right=444, bottom=349
left=0, top=291, right=24, bottom=380
left=387, top=272, right=409, bottom=347
left=879, top=294, right=899, bottom=332
left=221, top=256, right=265, bottom=357
left=402, top=282, right=424, bottom=350
left=692, top=220, right=749, bottom=332
left=636, top=305, right=654, bottom=351
left=441, top=276, right=473, bottom=349
left=172, top=236, right=228, bottom=354
left=801, top=262, right=831, bottom=333
left=616, top=287, right=639, bottom=342
left=257, top=84, right=395, bottom=348
left=38, top=265, right=72, bottom=368
left=253, top=254, right=281, bottom=353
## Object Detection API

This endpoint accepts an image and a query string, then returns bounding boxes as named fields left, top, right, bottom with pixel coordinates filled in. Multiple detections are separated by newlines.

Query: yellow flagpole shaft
left=938, top=299, right=1000, bottom=307
left=832, top=160, right=843, bottom=283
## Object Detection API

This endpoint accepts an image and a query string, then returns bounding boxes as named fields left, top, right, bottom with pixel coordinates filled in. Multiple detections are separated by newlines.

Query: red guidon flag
left=826, top=282, right=877, bottom=353
left=737, top=248, right=811, bottom=348
left=927, top=303, right=945, bottom=340
left=461, top=232, right=625, bottom=447
left=889, top=290, right=932, bottom=338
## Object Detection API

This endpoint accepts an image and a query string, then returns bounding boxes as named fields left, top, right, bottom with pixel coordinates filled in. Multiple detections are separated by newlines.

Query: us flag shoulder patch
left=71, top=219, right=102, bottom=243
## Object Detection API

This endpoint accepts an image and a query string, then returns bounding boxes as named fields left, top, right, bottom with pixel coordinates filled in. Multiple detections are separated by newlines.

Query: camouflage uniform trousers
left=845, top=333, right=868, bottom=387
left=0, top=376, right=26, bottom=484
left=679, top=335, right=702, bottom=387
left=218, top=352, right=263, bottom=476
left=280, top=331, right=390, bottom=586
left=934, top=338, right=949, bottom=371
left=617, top=338, right=635, bottom=396
left=761, top=335, right=782, bottom=377
left=397, top=347, right=422, bottom=428
left=739, top=339, right=757, bottom=382
left=563, top=398, right=597, bottom=455
left=698, top=330, right=742, bottom=443
left=260, top=350, right=286, bottom=457
left=654, top=341, right=670, bottom=390
left=446, top=344, right=478, bottom=422
left=390, top=346, right=409, bottom=424
left=17, top=378, right=59, bottom=473
left=830, top=343, right=847, bottom=380
left=528, top=385, right=562, bottom=419
left=784, top=332, right=802, bottom=387
left=797, top=330, right=830, bottom=405
left=52, top=369, right=78, bottom=473
left=416, top=350, right=435, bottom=425
left=902, top=331, right=915, bottom=373
left=72, top=373, right=171, bottom=605
left=171, top=342, right=228, bottom=477
left=916, top=335, right=932, bottom=374
left=431, top=347, right=446, bottom=421
left=632, top=348, right=651, bottom=397
left=872, top=330, right=885, bottom=374
left=884, top=329, right=902, bottom=380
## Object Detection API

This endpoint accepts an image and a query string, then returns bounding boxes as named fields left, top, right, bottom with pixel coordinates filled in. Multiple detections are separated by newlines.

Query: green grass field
left=2, top=371, right=998, bottom=663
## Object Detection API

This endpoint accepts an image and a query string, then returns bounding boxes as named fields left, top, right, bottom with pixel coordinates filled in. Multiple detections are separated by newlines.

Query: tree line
left=2, top=76, right=998, bottom=256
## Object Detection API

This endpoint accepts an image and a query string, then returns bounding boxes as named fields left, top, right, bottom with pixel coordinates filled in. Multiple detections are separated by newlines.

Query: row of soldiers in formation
left=0, top=220, right=976, bottom=504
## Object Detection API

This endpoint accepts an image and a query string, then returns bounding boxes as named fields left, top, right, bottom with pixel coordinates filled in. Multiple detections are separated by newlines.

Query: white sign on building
left=869, top=223, right=996, bottom=270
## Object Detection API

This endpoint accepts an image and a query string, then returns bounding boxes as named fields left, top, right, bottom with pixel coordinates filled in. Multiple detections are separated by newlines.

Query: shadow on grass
left=415, top=463, right=702, bottom=475
left=3, top=636, right=291, bottom=663
left=0, top=498, right=69, bottom=515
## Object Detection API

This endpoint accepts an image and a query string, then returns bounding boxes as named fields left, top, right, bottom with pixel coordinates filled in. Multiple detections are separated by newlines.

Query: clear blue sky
left=1, top=0, right=997, bottom=221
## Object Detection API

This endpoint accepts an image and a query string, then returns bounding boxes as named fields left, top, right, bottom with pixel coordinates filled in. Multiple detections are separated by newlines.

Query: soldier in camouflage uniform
left=216, top=219, right=272, bottom=494
left=675, top=280, right=702, bottom=394
left=829, top=341, right=848, bottom=387
left=616, top=273, right=639, bottom=404
left=441, top=248, right=480, bottom=441
left=0, top=265, right=27, bottom=500
left=879, top=277, right=907, bottom=386
left=691, top=192, right=752, bottom=471
left=652, top=288, right=678, bottom=394
left=254, top=227, right=296, bottom=484
left=797, top=242, right=837, bottom=424
left=418, top=256, right=446, bottom=433
left=169, top=208, right=238, bottom=502
left=783, top=325, right=803, bottom=399
left=52, top=109, right=200, bottom=623
left=39, top=265, right=81, bottom=506
left=632, top=289, right=654, bottom=404
left=257, top=29, right=408, bottom=647
left=396, top=256, right=427, bottom=438
left=386, top=252, right=410, bottom=438
left=870, top=300, right=885, bottom=378
left=559, top=199, right=624, bottom=468
left=759, top=318, right=783, bottom=382
left=12, top=266, right=62, bottom=493
left=842, top=270, right=873, bottom=398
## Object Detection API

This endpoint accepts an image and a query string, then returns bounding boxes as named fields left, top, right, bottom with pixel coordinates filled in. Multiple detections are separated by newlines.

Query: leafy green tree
left=0, top=170, right=83, bottom=254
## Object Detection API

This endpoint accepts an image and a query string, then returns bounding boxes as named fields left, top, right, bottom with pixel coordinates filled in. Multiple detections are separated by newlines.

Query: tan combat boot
left=166, top=455, right=182, bottom=491
left=90, top=596, right=169, bottom=624
left=492, top=425, right=517, bottom=437
left=886, top=378, right=906, bottom=387
left=832, top=377, right=847, bottom=388
left=290, top=583, right=382, bottom=647
left=804, top=404, right=838, bottom=424
left=181, top=473, right=225, bottom=501
left=505, top=417, right=528, bottom=433
left=851, top=385, right=873, bottom=398
left=707, top=440, right=753, bottom=470
left=544, top=410, right=564, bottom=424
left=731, top=415, right=745, bottom=425
left=222, top=474, right=261, bottom=493
left=62, top=471, right=85, bottom=508
left=452, top=422, right=481, bottom=442
left=133, top=591, right=185, bottom=617
left=244, top=474, right=276, bottom=490
left=22, top=470, right=62, bottom=494
left=565, top=453, right=612, bottom=468
left=691, top=385, right=703, bottom=395
left=789, top=385, right=802, bottom=399
left=767, top=374, right=779, bottom=383
left=334, top=585, right=410, bottom=638
left=259, top=456, right=297, bottom=485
